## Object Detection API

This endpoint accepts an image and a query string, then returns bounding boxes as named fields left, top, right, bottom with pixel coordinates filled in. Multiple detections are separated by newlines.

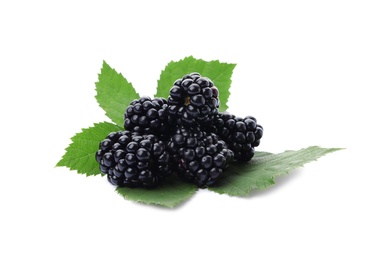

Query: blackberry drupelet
left=206, top=112, right=263, bottom=162
left=124, top=96, right=172, bottom=139
left=167, top=126, right=234, bottom=187
left=95, top=130, right=172, bottom=188
left=168, top=72, right=220, bottom=126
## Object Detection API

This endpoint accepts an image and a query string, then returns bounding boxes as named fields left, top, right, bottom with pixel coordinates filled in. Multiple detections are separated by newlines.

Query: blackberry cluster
left=124, top=96, right=171, bottom=139
left=167, top=126, right=233, bottom=187
left=95, top=71, right=263, bottom=189
left=206, top=113, right=263, bottom=162
left=96, top=130, right=171, bottom=188
left=168, top=72, right=219, bottom=126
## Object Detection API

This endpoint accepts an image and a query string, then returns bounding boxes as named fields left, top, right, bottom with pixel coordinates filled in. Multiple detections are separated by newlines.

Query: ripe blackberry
left=168, top=72, right=220, bottom=126
left=206, top=112, right=263, bottom=162
left=124, top=96, right=172, bottom=139
left=95, top=130, right=172, bottom=188
left=167, top=126, right=233, bottom=187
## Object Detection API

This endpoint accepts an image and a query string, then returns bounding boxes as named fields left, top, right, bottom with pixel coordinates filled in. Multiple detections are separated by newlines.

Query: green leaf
left=95, top=61, right=140, bottom=126
left=117, top=147, right=342, bottom=207
left=209, top=146, right=343, bottom=196
left=116, top=177, right=197, bottom=208
left=56, top=122, right=122, bottom=176
left=156, top=56, right=236, bottom=112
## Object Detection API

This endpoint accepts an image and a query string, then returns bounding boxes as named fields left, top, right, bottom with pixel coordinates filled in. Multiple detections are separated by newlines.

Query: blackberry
left=167, top=126, right=233, bottom=187
left=124, top=96, right=172, bottom=139
left=168, top=72, right=220, bottom=126
left=95, top=130, right=172, bottom=188
left=206, top=112, right=263, bottom=162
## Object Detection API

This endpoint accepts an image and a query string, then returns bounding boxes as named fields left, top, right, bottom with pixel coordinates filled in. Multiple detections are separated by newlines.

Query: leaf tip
left=55, top=161, right=63, bottom=168
left=102, top=59, right=109, bottom=67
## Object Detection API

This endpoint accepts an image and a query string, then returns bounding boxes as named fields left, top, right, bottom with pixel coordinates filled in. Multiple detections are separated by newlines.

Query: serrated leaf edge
left=56, top=121, right=122, bottom=176
left=95, top=60, right=139, bottom=127
left=155, top=56, right=236, bottom=112
left=209, top=146, right=344, bottom=197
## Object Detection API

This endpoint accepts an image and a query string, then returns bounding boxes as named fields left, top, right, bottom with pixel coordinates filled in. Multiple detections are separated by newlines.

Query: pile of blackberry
left=96, top=72, right=263, bottom=188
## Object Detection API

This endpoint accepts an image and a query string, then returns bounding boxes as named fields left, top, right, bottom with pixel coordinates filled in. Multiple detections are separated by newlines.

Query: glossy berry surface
left=168, top=72, right=220, bottom=126
left=206, top=112, right=263, bottom=162
left=96, top=130, right=172, bottom=188
left=124, top=96, right=172, bottom=139
left=167, top=126, right=233, bottom=187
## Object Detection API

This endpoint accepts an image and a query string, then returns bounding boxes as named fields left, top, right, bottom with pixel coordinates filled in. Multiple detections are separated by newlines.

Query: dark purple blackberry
left=168, top=72, right=220, bottom=126
left=95, top=130, right=172, bottom=188
left=206, top=112, right=263, bottom=162
left=124, top=96, right=172, bottom=139
left=167, top=126, right=233, bottom=187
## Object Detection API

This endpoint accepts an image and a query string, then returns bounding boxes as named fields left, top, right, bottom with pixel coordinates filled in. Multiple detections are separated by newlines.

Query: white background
left=1, top=1, right=391, bottom=259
